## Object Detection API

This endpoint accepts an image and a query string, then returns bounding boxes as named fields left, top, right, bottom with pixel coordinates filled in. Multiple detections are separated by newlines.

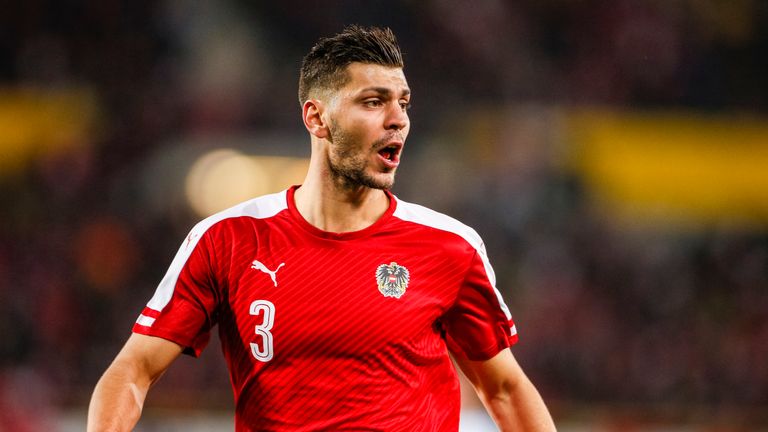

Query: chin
left=374, top=172, right=397, bottom=190
left=332, top=164, right=396, bottom=190
left=362, top=174, right=395, bottom=190
left=368, top=180, right=394, bottom=190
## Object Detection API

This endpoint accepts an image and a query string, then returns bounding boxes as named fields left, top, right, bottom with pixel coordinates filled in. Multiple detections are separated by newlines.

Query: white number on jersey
left=249, top=300, right=275, bottom=362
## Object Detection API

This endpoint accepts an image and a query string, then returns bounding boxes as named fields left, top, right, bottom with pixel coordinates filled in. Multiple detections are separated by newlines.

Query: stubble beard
left=327, top=122, right=395, bottom=191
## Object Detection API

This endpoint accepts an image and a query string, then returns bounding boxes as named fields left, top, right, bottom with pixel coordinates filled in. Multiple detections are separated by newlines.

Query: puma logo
left=251, top=260, right=285, bottom=287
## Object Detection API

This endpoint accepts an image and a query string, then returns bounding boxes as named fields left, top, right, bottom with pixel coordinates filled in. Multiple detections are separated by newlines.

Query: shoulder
left=392, top=196, right=484, bottom=253
left=187, top=189, right=288, bottom=241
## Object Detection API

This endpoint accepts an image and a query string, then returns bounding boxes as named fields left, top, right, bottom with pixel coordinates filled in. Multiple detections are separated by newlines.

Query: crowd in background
left=1, top=1, right=767, bottom=429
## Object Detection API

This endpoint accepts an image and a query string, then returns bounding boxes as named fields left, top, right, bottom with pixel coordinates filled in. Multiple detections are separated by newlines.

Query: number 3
left=249, top=300, right=275, bottom=362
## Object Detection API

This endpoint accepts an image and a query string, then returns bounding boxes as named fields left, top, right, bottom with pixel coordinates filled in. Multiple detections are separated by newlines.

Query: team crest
left=376, top=262, right=410, bottom=299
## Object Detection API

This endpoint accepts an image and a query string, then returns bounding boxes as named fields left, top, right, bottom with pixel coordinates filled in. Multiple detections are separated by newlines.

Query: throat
left=294, top=184, right=390, bottom=233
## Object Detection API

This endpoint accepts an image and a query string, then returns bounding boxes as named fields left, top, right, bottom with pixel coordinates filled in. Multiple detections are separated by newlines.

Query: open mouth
left=379, top=146, right=398, bottom=161
left=377, top=143, right=402, bottom=166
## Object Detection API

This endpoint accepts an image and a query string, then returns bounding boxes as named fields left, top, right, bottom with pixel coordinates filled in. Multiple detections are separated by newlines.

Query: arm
left=87, top=333, right=183, bottom=432
left=456, top=348, right=556, bottom=432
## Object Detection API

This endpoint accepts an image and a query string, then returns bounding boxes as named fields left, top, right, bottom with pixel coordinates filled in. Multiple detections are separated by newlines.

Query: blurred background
left=1, top=1, right=767, bottom=431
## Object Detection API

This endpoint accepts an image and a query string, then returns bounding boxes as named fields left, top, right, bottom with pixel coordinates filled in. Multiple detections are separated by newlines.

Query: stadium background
left=1, top=1, right=767, bottom=430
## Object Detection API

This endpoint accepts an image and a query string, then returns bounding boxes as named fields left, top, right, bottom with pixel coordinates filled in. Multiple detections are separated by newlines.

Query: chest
left=223, top=240, right=468, bottom=360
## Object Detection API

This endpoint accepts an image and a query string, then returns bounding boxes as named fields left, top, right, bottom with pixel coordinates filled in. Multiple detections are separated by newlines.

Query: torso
left=135, top=186, right=515, bottom=431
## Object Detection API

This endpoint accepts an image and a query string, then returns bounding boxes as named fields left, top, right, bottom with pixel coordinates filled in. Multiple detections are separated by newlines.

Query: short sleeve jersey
left=133, top=186, right=518, bottom=431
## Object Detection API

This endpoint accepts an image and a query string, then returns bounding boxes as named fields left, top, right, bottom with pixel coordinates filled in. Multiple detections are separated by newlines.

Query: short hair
left=298, top=25, right=404, bottom=105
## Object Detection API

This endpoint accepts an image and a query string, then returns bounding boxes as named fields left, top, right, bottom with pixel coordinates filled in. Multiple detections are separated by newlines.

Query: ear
left=302, top=99, right=329, bottom=139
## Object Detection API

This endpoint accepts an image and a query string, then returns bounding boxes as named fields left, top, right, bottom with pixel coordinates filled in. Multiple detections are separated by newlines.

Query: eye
left=400, top=101, right=412, bottom=111
left=363, top=99, right=383, bottom=108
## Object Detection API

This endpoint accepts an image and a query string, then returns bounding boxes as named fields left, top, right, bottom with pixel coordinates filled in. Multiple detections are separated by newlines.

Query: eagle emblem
left=376, top=262, right=410, bottom=299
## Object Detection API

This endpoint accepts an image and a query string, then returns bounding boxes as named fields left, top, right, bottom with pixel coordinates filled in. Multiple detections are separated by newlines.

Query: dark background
left=1, top=1, right=767, bottom=430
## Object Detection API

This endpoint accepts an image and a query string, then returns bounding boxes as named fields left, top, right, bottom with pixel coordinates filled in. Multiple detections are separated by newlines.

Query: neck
left=294, top=173, right=390, bottom=233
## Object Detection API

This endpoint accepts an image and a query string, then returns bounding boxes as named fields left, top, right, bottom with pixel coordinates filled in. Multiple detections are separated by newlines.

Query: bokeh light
left=185, top=149, right=308, bottom=217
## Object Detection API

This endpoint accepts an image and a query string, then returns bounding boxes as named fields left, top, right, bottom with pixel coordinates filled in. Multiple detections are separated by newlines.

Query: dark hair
left=298, top=25, right=404, bottom=105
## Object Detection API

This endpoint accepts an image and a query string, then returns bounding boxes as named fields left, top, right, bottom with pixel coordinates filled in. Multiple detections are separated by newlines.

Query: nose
left=385, top=103, right=409, bottom=131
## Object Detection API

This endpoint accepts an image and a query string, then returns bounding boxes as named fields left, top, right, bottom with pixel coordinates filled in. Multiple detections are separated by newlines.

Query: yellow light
left=185, top=149, right=308, bottom=217
left=567, top=110, right=768, bottom=228
left=0, top=87, right=97, bottom=176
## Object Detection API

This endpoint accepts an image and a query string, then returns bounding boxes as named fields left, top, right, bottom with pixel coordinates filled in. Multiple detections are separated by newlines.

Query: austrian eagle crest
left=376, top=262, right=410, bottom=299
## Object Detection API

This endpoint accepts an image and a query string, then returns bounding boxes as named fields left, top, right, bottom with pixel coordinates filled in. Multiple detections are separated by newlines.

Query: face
left=323, top=62, right=411, bottom=190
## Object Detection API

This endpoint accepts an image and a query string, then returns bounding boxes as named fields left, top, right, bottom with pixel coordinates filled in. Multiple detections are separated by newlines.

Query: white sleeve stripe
left=146, top=190, right=289, bottom=312
left=136, top=314, right=156, bottom=327
left=392, top=198, right=512, bottom=321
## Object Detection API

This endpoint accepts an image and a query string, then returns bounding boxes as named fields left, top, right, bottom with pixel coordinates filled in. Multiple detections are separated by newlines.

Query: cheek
left=329, top=127, right=363, bottom=161
left=337, top=119, right=372, bottom=148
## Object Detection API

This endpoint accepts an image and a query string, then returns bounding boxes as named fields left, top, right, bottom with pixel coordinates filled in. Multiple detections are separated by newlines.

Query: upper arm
left=442, top=249, right=517, bottom=361
left=88, top=334, right=184, bottom=432
left=132, top=222, right=228, bottom=357
left=455, top=348, right=524, bottom=397
left=112, top=333, right=184, bottom=385
left=456, top=349, right=557, bottom=431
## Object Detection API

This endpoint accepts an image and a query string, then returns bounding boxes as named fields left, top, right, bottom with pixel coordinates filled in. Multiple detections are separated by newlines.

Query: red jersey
left=134, top=186, right=518, bottom=431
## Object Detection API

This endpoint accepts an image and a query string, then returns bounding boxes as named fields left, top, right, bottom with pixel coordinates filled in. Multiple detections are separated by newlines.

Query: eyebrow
left=359, top=86, right=411, bottom=97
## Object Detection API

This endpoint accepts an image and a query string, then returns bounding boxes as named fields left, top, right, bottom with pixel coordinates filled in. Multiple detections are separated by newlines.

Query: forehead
left=340, top=62, right=409, bottom=95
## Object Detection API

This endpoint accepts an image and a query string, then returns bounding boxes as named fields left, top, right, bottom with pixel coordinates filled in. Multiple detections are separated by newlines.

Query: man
left=88, top=25, right=556, bottom=431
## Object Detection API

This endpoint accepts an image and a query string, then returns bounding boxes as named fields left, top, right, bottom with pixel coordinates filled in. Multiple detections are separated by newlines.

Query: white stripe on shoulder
left=146, top=190, right=288, bottom=312
left=394, top=199, right=484, bottom=251
left=136, top=314, right=156, bottom=327
left=393, top=198, right=511, bottom=320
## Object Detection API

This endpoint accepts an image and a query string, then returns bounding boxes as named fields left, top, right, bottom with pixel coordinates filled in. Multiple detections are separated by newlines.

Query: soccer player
left=87, top=25, right=556, bottom=431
